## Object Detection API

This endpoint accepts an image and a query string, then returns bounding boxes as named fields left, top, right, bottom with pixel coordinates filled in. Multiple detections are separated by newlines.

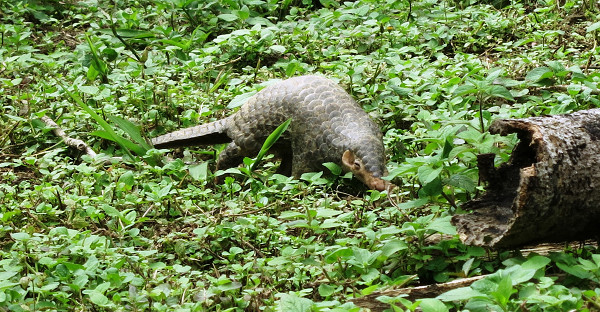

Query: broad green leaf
left=160, top=38, right=189, bottom=49
left=525, top=67, right=553, bottom=82
left=380, top=239, right=408, bottom=257
left=556, top=262, right=592, bottom=279
left=270, top=45, right=286, bottom=53
left=217, top=281, right=242, bottom=291
left=286, top=62, right=300, bottom=77
left=320, top=218, right=342, bottom=229
left=464, top=298, right=502, bottom=311
left=237, top=8, right=250, bottom=20
left=521, top=255, right=550, bottom=270
left=397, top=198, right=429, bottom=210
left=228, top=91, right=257, bottom=109
left=419, top=298, right=449, bottom=312
left=11, top=232, right=30, bottom=240
left=325, top=247, right=353, bottom=263
left=88, top=291, right=109, bottom=306
left=218, top=14, right=238, bottom=21
left=454, top=84, right=478, bottom=96
left=491, top=275, right=514, bottom=305
left=277, top=293, right=313, bottom=312
left=587, top=21, right=600, bottom=33
left=315, top=208, right=343, bottom=218
left=189, top=162, right=209, bottom=181
left=488, top=85, right=514, bottom=101
left=323, top=162, right=342, bottom=175
left=509, top=268, right=536, bottom=284
left=437, top=287, right=484, bottom=301
left=418, top=166, right=442, bottom=184
left=445, top=174, right=476, bottom=193
left=118, top=171, right=135, bottom=189
left=318, top=284, right=336, bottom=297
left=158, top=183, right=173, bottom=198
left=102, top=48, right=118, bottom=61
left=102, top=204, right=122, bottom=218
left=441, top=139, right=453, bottom=159
left=79, top=85, right=99, bottom=95
left=420, top=177, right=442, bottom=196
left=426, top=216, right=457, bottom=235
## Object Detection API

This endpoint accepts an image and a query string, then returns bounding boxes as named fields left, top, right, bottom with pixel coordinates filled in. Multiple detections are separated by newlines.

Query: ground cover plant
left=1, top=0, right=600, bottom=310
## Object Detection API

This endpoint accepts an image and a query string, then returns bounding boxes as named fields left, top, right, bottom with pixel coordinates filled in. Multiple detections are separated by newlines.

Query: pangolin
left=152, top=75, right=392, bottom=191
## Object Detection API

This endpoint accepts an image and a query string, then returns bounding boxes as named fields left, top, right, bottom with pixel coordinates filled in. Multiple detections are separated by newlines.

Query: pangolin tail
left=151, top=118, right=231, bottom=148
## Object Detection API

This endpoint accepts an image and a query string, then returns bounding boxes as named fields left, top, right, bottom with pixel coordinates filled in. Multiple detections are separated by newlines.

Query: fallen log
left=452, top=109, right=600, bottom=248
left=349, top=241, right=595, bottom=310
left=350, top=275, right=485, bottom=311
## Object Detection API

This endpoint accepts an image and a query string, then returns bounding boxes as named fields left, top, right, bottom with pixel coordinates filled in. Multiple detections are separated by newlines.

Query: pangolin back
left=152, top=75, right=391, bottom=190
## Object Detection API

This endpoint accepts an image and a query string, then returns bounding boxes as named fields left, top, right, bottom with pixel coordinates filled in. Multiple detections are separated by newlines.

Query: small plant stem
left=110, top=24, right=141, bottom=62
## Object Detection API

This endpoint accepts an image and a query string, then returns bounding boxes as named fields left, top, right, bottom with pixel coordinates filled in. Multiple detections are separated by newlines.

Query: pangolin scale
left=152, top=75, right=391, bottom=191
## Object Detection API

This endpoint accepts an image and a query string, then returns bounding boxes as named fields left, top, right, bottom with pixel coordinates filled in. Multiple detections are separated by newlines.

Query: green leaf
left=418, top=166, right=442, bottom=184
left=251, top=119, right=291, bottom=171
left=525, top=67, right=553, bottom=82
left=587, top=21, right=600, bottom=33
left=11, top=232, right=31, bottom=240
left=228, top=91, right=257, bottom=109
left=108, top=115, right=151, bottom=150
left=441, top=139, right=453, bottom=159
left=118, top=171, right=135, bottom=189
left=508, top=268, right=536, bottom=285
left=380, top=239, right=408, bottom=258
left=445, top=174, right=476, bottom=193
left=454, top=84, right=478, bottom=96
left=79, top=85, right=99, bottom=95
left=277, top=293, right=313, bottom=312
left=397, top=198, right=429, bottom=210
left=270, top=45, right=286, bottom=53
left=426, top=216, right=457, bottom=235
left=318, top=284, right=336, bottom=297
left=102, top=48, right=118, bottom=61
left=237, top=8, right=250, bottom=20
left=323, top=162, right=342, bottom=176
left=325, top=247, right=353, bottom=263
left=488, top=85, right=514, bottom=101
left=90, top=130, right=115, bottom=141
left=286, top=62, right=300, bottom=77
left=62, top=86, right=138, bottom=159
left=521, top=255, right=550, bottom=270
left=556, top=262, right=592, bottom=279
left=218, top=14, right=239, bottom=21
left=419, top=298, right=449, bottom=312
left=189, top=162, right=209, bottom=181
left=102, top=204, right=122, bottom=218
left=88, top=291, right=109, bottom=306
left=491, top=274, right=515, bottom=306
left=437, top=287, right=484, bottom=301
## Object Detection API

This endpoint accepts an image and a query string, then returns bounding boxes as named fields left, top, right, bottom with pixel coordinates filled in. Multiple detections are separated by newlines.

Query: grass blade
left=251, top=118, right=291, bottom=171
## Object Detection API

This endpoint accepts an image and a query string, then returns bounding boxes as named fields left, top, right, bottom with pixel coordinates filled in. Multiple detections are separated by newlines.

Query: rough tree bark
left=452, top=109, right=600, bottom=248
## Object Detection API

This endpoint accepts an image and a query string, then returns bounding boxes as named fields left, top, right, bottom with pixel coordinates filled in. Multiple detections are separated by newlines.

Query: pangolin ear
left=342, top=150, right=355, bottom=169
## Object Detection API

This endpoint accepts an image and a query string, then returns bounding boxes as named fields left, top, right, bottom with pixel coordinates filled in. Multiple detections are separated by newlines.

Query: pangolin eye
left=353, top=161, right=361, bottom=170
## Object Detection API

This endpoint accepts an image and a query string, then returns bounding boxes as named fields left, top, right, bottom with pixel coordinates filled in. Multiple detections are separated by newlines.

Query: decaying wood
left=350, top=275, right=485, bottom=311
left=42, top=116, right=97, bottom=157
left=452, top=108, right=600, bottom=248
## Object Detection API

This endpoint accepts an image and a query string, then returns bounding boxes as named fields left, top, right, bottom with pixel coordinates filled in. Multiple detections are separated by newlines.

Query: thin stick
left=41, top=116, right=97, bottom=157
